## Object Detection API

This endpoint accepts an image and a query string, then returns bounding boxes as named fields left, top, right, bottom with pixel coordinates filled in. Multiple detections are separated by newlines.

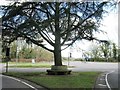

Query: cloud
left=96, top=12, right=118, bottom=44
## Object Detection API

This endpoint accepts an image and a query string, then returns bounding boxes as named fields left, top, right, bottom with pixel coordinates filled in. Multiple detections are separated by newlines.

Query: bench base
left=47, top=70, right=72, bottom=75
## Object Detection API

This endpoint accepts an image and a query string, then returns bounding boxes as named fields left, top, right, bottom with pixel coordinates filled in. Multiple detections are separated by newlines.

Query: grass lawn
left=3, top=72, right=100, bottom=89
left=8, top=62, right=74, bottom=68
left=8, top=62, right=51, bottom=68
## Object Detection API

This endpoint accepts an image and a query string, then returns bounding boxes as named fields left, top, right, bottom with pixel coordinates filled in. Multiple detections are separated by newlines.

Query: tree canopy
left=1, top=1, right=115, bottom=66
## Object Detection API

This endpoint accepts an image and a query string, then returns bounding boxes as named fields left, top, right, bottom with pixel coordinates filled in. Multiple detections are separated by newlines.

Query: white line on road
left=2, top=75, right=38, bottom=90
left=100, top=78, right=105, bottom=81
left=98, top=84, right=107, bottom=87
left=105, top=70, right=115, bottom=90
left=101, top=75, right=106, bottom=77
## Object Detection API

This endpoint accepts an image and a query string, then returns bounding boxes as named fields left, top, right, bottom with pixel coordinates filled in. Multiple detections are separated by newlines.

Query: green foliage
left=18, top=46, right=35, bottom=59
left=62, top=57, right=68, bottom=61
left=100, top=42, right=110, bottom=59
left=34, top=46, right=53, bottom=61
left=91, top=48, right=100, bottom=58
left=2, top=2, right=111, bottom=50
left=17, top=45, right=53, bottom=61
left=4, top=40, right=53, bottom=61
left=74, top=58, right=84, bottom=61
left=112, top=43, right=117, bottom=59
left=1, top=2, right=115, bottom=65
left=90, top=58, right=106, bottom=62
left=88, top=42, right=118, bottom=62
left=10, top=42, right=17, bottom=59
left=118, top=49, right=120, bottom=62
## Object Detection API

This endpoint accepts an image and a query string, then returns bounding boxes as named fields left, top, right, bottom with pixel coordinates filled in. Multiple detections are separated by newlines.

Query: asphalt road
left=1, top=61, right=117, bottom=72
left=1, top=74, right=36, bottom=89
left=1, top=74, right=46, bottom=90
left=94, top=69, right=119, bottom=90
left=107, top=70, right=118, bottom=89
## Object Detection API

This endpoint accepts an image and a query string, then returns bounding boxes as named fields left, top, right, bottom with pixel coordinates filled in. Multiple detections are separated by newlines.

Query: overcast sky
left=62, top=7, right=118, bottom=58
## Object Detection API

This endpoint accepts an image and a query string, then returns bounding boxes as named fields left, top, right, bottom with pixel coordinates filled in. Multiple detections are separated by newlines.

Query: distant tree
left=118, top=49, right=120, bottom=62
left=34, top=46, right=53, bottom=61
left=89, top=41, right=118, bottom=62
left=10, top=42, right=17, bottom=59
left=1, top=2, right=115, bottom=73
left=91, top=47, right=100, bottom=58
left=89, top=44, right=102, bottom=61
left=17, top=44, right=53, bottom=60
left=112, top=43, right=117, bottom=59
left=100, top=41, right=109, bottom=59
left=18, top=45, right=35, bottom=59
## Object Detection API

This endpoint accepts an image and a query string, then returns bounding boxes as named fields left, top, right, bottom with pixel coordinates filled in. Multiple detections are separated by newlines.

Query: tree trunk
left=54, top=2, right=62, bottom=66
left=54, top=44, right=62, bottom=66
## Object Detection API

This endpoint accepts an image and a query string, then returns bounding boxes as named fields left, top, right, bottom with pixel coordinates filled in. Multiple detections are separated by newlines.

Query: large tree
left=1, top=2, right=114, bottom=73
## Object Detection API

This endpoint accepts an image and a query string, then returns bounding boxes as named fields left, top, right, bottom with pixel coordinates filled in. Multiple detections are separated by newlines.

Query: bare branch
left=30, top=19, right=55, bottom=46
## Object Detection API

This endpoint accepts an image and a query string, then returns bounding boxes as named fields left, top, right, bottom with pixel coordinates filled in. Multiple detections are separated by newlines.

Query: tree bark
left=54, top=2, right=62, bottom=66
left=54, top=43, right=62, bottom=66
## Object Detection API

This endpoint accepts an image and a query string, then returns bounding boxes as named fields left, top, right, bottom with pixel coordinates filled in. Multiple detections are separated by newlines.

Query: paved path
left=1, top=74, right=46, bottom=90
left=107, top=70, right=118, bottom=89
left=94, top=69, right=118, bottom=90
left=2, top=75, right=34, bottom=89
left=94, top=72, right=108, bottom=90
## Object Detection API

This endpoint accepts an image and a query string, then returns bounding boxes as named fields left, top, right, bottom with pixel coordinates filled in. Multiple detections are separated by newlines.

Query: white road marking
left=98, top=84, right=107, bottom=87
left=101, top=75, right=106, bottom=77
left=2, top=75, right=38, bottom=90
left=100, top=78, right=105, bottom=81
left=105, top=70, right=115, bottom=90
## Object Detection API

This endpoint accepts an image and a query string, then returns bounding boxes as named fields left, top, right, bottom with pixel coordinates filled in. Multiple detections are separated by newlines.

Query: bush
left=89, top=57, right=117, bottom=62
left=108, top=58, right=118, bottom=62
left=89, top=58, right=106, bottom=62
left=74, top=58, right=84, bottom=61
left=16, top=46, right=53, bottom=62
left=62, top=57, right=68, bottom=61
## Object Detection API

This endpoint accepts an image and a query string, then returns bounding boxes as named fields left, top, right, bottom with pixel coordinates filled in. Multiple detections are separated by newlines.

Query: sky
left=62, top=7, right=118, bottom=58
left=0, top=1, right=118, bottom=58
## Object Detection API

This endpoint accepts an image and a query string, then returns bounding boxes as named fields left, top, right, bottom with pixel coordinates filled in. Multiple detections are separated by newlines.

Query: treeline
left=2, top=41, right=53, bottom=62
left=88, top=42, right=118, bottom=62
left=76, top=42, right=118, bottom=62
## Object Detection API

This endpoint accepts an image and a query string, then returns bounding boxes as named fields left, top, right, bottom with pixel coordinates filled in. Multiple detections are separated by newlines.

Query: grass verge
left=3, top=72, right=100, bottom=89
left=8, top=62, right=74, bottom=68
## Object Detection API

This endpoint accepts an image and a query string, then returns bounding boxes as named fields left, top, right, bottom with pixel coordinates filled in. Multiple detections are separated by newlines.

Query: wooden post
left=6, top=59, right=8, bottom=73
left=6, top=48, right=10, bottom=73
